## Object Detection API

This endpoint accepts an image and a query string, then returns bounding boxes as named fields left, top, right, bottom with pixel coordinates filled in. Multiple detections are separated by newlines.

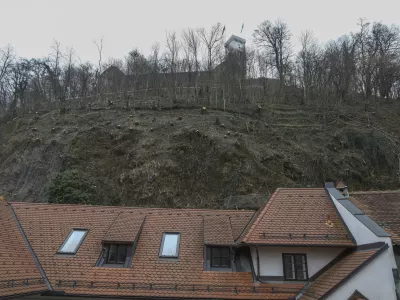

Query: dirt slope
left=1, top=103, right=400, bottom=209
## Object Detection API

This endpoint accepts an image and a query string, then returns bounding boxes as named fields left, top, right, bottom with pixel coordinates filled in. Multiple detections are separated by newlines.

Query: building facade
left=0, top=184, right=399, bottom=299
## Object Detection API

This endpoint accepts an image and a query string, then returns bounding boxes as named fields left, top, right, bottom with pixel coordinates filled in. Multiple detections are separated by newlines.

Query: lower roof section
left=0, top=198, right=48, bottom=298
left=299, top=242, right=389, bottom=300
left=46, top=281, right=304, bottom=300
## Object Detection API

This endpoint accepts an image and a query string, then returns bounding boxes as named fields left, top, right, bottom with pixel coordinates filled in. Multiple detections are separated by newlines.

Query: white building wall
left=329, top=193, right=397, bottom=269
left=326, top=249, right=397, bottom=300
left=250, top=246, right=344, bottom=278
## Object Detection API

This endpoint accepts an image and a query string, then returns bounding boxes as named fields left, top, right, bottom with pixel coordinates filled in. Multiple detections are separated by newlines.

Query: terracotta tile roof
left=103, top=212, right=145, bottom=243
left=300, top=244, right=387, bottom=299
left=242, top=189, right=355, bottom=246
left=9, top=202, right=304, bottom=299
left=0, top=198, right=47, bottom=297
left=350, top=190, right=400, bottom=245
left=204, top=215, right=234, bottom=245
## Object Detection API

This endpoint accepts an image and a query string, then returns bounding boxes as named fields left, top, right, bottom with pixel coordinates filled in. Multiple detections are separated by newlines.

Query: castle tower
left=224, top=35, right=246, bottom=54
left=223, top=35, right=247, bottom=80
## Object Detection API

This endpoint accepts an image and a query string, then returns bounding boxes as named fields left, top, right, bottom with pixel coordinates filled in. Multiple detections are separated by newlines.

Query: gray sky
left=1, top=0, right=399, bottom=64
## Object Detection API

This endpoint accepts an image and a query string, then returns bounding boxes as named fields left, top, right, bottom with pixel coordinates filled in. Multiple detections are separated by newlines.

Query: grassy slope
left=1, top=103, right=400, bottom=209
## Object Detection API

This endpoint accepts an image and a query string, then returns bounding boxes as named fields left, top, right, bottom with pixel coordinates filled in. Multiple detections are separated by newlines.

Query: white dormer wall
left=250, top=246, right=345, bottom=278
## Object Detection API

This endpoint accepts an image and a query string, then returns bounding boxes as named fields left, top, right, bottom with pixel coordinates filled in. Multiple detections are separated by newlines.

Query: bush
left=49, top=169, right=97, bottom=204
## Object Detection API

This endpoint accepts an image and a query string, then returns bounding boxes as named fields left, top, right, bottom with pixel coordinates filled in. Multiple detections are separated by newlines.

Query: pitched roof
left=350, top=190, right=400, bottom=245
left=204, top=215, right=234, bottom=245
left=300, top=243, right=388, bottom=300
left=103, top=212, right=145, bottom=243
left=0, top=198, right=47, bottom=297
left=242, top=189, right=355, bottom=246
left=9, top=202, right=305, bottom=299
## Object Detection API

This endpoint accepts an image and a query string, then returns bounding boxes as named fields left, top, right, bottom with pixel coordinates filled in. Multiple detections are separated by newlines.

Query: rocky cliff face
left=1, top=103, right=399, bottom=208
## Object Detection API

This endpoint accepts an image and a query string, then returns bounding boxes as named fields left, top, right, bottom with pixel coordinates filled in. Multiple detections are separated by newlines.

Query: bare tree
left=125, top=48, right=151, bottom=107
left=94, top=38, right=104, bottom=102
left=9, top=59, right=31, bottom=116
left=253, top=19, right=292, bottom=98
left=297, top=30, right=321, bottom=104
left=77, top=62, right=94, bottom=107
left=356, top=18, right=375, bottom=102
left=0, top=45, right=14, bottom=116
left=371, top=22, right=400, bottom=99
left=165, top=30, right=180, bottom=102
left=197, top=23, right=224, bottom=81
left=182, top=28, right=202, bottom=99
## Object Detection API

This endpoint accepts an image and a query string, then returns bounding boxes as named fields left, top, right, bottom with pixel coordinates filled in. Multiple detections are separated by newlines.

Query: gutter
left=255, top=245, right=269, bottom=283
left=8, top=204, right=53, bottom=291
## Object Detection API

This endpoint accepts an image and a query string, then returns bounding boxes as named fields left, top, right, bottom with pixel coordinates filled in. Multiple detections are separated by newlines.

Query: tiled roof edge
left=324, top=183, right=357, bottom=245
left=0, top=289, right=49, bottom=300
left=8, top=204, right=53, bottom=291
left=319, top=243, right=389, bottom=300
left=10, top=202, right=255, bottom=214
left=241, top=189, right=281, bottom=243
left=342, top=195, right=391, bottom=238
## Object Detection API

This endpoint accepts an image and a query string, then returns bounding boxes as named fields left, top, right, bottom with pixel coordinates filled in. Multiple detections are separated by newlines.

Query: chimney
left=336, top=180, right=349, bottom=198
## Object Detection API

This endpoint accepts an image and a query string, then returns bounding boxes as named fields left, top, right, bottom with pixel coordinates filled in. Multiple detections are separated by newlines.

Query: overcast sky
left=1, top=0, right=399, bottom=64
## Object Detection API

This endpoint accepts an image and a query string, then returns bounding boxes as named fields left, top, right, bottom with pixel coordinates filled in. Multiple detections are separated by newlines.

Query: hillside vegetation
left=1, top=102, right=400, bottom=209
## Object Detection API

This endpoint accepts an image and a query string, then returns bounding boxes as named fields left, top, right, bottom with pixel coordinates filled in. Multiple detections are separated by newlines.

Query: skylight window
left=159, top=233, right=180, bottom=258
left=58, top=229, right=88, bottom=254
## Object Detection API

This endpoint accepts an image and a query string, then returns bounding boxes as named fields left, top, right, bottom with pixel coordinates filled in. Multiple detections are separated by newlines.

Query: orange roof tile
left=103, top=212, right=145, bottom=242
left=8, top=203, right=305, bottom=299
left=0, top=199, right=47, bottom=297
left=242, top=189, right=355, bottom=246
left=204, top=215, right=234, bottom=245
left=350, top=191, right=400, bottom=245
left=300, top=244, right=387, bottom=299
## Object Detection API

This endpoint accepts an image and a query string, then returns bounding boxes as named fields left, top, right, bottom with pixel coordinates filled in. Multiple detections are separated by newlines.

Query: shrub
left=49, top=169, right=96, bottom=204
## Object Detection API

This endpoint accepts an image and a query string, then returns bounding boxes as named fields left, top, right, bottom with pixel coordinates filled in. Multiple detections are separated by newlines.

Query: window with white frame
left=159, top=233, right=180, bottom=258
left=282, top=254, right=308, bottom=280
left=58, top=229, right=88, bottom=254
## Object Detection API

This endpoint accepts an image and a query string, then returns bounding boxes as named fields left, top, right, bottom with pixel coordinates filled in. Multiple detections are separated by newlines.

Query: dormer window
left=283, top=254, right=308, bottom=281
left=97, top=243, right=133, bottom=268
left=105, top=244, right=127, bottom=264
left=159, top=233, right=180, bottom=258
left=58, top=229, right=88, bottom=254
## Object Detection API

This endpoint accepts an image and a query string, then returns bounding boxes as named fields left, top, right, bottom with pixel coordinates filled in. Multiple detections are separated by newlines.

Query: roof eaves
left=0, top=290, right=49, bottom=300
left=8, top=203, right=53, bottom=291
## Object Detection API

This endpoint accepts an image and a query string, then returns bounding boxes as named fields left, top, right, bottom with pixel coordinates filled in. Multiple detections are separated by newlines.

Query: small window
left=58, top=229, right=88, bottom=254
left=283, top=254, right=308, bottom=281
left=210, top=247, right=231, bottom=268
left=159, top=233, right=180, bottom=258
left=105, top=244, right=128, bottom=264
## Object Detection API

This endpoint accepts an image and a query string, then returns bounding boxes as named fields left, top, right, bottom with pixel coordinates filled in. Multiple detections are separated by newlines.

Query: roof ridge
left=10, top=202, right=255, bottom=213
left=351, top=190, right=400, bottom=195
